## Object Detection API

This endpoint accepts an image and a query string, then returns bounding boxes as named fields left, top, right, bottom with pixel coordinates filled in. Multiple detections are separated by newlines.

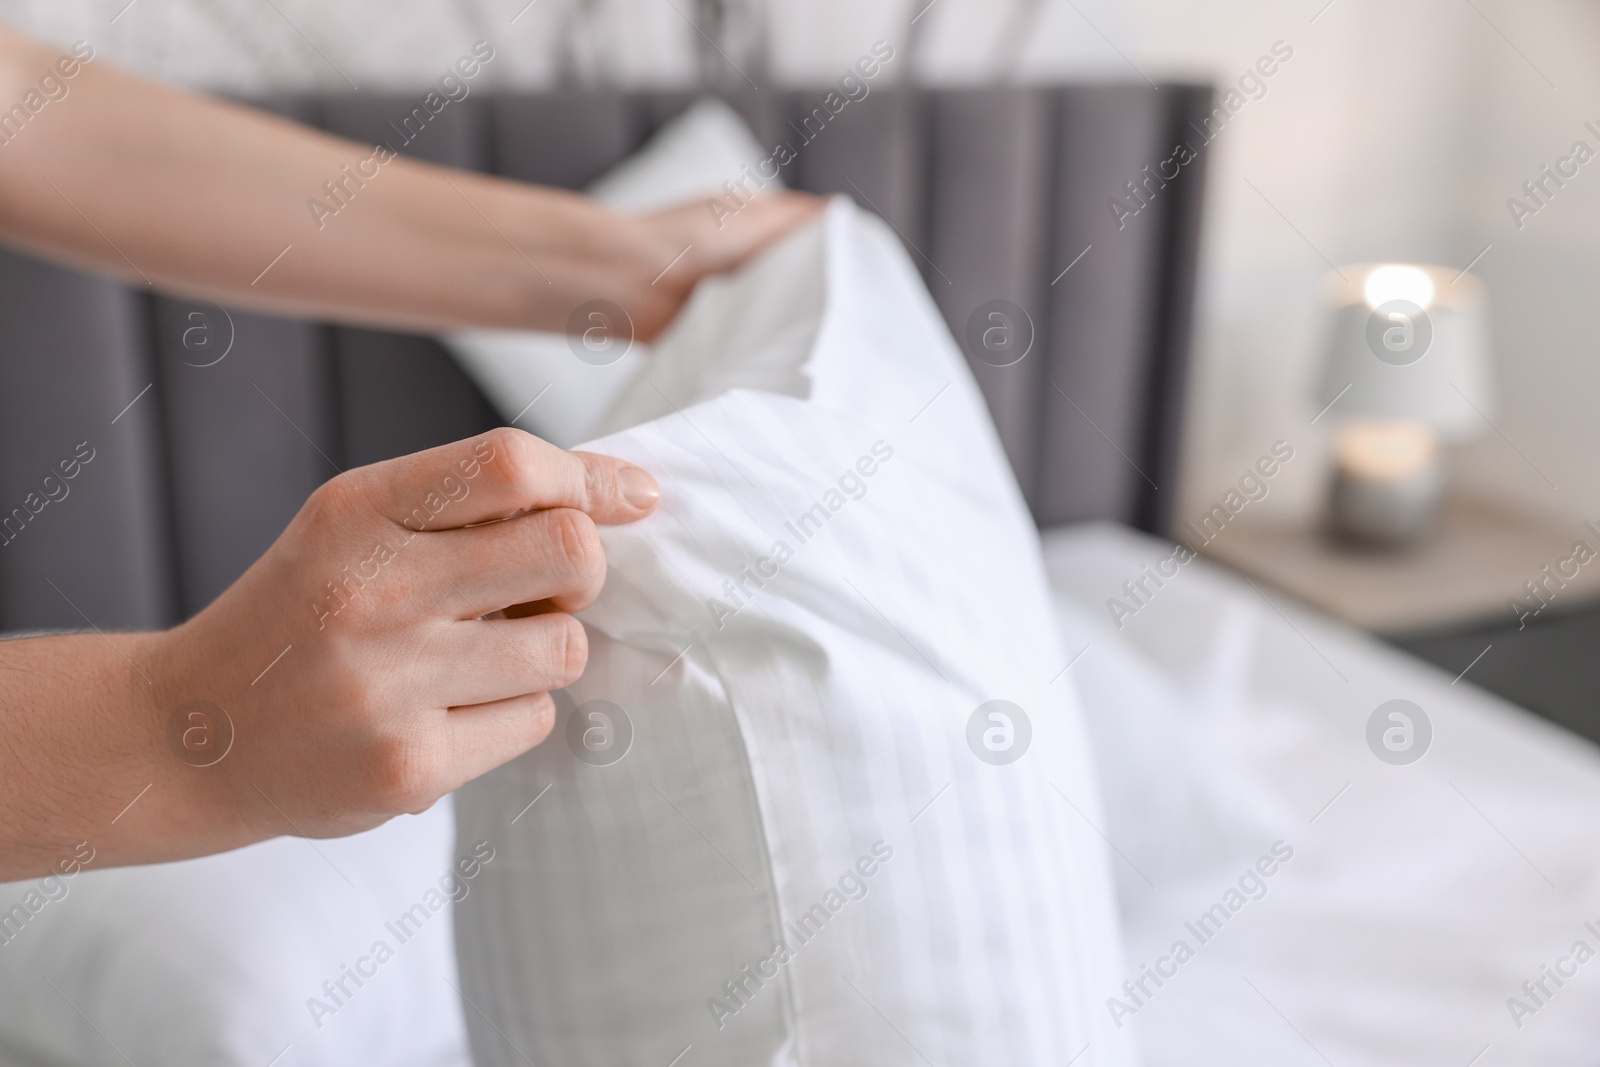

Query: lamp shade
left=1315, top=263, right=1492, bottom=440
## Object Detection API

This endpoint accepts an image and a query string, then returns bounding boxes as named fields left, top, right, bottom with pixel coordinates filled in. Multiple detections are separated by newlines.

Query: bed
left=1046, top=523, right=1600, bottom=1065
left=1, top=83, right=1597, bottom=1065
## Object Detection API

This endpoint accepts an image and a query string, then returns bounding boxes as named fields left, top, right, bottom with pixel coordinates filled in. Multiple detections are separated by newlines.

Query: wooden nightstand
left=1200, top=493, right=1600, bottom=634
left=1200, top=493, right=1600, bottom=743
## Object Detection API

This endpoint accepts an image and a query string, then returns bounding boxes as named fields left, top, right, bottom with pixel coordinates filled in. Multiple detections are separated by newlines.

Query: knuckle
left=545, top=613, right=588, bottom=687
left=528, top=692, right=557, bottom=746
left=582, top=457, right=614, bottom=513
left=549, top=508, right=603, bottom=584
left=367, top=727, right=440, bottom=812
left=306, top=472, right=366, bottom=526
left=479, top=425, right=530, bottom=464
left=481, top=427, right=544, bottom=501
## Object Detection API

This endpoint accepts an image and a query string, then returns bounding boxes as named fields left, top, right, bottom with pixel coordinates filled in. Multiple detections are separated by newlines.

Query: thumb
left=571, top=450, right=660, bottom=525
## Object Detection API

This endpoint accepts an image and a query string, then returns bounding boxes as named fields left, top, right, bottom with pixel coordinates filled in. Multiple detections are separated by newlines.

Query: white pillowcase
left=453, top=199, right=1136, bottom=1066
left=0, top=804, right=469, bottom=1067
left=442, top=97, right=774, bottom=447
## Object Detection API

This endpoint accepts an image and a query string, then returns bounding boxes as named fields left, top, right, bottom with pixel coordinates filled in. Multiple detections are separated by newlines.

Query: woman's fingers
left=161, top=426, right=652, bottom=845
left=337, top=426, right=659, bottom=533
left=647, top=190, right=824, bottom=277
left=440, top=690, right=560, bottom=795
left=411, top=506, right=609, bottom=619
left=420, top=613, right=588, bottom=711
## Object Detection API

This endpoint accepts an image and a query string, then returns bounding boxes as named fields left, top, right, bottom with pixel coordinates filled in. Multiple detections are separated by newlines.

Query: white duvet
left=1045, top=522, right=1600, bottom=1066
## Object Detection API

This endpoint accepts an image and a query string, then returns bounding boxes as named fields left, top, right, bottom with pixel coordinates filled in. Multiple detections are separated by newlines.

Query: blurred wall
left=3, top=0, right=1594, bottom=529
left=1117, top=0, right=1596, bottom=531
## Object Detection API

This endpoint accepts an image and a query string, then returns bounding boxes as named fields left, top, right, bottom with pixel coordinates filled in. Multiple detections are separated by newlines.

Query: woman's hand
left=626, top=191, right=824, bottom=340
left=0, top=23, right=820, bottom=341
left=0, top=428, right=658, bottom=880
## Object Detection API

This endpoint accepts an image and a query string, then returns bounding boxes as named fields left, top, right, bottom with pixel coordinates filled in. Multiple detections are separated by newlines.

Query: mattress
left=1043, top=522, right=1600, bottom=1065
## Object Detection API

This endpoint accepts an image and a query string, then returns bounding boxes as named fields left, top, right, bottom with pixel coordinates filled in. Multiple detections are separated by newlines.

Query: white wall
left=5, top=0, right=1597, bottom=527
left=1117, top=0, right=1596, bottom=529
left=1454, top=0, right=1600, bottom=524
left=1114, top=0, right=1494, bottom=522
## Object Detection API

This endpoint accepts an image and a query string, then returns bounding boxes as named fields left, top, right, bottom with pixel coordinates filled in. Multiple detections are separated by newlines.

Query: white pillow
left=453, top=199, right=1136, bottom=1066
left=0, top=803, right=470, bottom=1067
left=443, top=97, right=774, bottom=447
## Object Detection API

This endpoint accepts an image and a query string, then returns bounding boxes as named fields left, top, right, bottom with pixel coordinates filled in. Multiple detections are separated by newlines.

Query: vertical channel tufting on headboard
left=493, top=91, right=643, bottom=188
left=149, top=98, right=341, bottom=619
left=1036, top=85, right=1175, bottom=528
left=1032, top=84, right=1215, bottom=532
left=0, top=250, right=175, bottom=630
left=787, top=87, right=928, bottom=254
left=925, top=86, right=1055, bottom=509
left=318, top=94, right=502, bottom=469
left=1137, top=84, right=1213, bottom=537
left=0, top=83, right=1209, bottom=630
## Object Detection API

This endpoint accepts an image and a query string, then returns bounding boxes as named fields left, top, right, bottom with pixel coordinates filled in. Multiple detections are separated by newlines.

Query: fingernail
left=619, top=466, right=660, bottom=510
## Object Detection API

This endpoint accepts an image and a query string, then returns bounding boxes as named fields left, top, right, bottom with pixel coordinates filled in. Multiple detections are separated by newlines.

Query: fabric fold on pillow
left=441, top=97, right=777, bottom=448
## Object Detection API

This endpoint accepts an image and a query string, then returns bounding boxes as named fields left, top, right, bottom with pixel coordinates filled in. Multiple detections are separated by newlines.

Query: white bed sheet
left=1043, top=522, right=1600, bottom=1066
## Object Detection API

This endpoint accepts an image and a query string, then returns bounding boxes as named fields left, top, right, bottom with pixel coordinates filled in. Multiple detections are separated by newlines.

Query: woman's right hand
left=0, top=427, right=659, bottom=880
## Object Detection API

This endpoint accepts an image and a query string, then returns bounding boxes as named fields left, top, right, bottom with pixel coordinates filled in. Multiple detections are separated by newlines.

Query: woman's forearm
left=0, top=632, right=201, bottom=879
left=0, top=26, right=814, bottom=339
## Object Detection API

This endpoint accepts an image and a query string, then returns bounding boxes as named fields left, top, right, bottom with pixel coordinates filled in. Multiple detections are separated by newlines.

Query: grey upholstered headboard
left=0, top=83, right=1211, bottom=632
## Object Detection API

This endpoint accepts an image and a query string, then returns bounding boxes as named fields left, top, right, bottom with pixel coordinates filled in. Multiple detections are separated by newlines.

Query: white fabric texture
left=1044, top=522, right=1600, bottom=1067
left=0, top=803, right=468, bottom=1067
left=442, top=97, right=774, bottom=448
left=453, top=199, right=1134, bottom=1066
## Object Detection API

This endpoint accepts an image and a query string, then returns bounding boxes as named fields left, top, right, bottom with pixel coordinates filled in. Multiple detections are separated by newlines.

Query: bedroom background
left=5, top=4, right=1600, bottom=1064
left=4, top=0, right=1594, bottom=532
